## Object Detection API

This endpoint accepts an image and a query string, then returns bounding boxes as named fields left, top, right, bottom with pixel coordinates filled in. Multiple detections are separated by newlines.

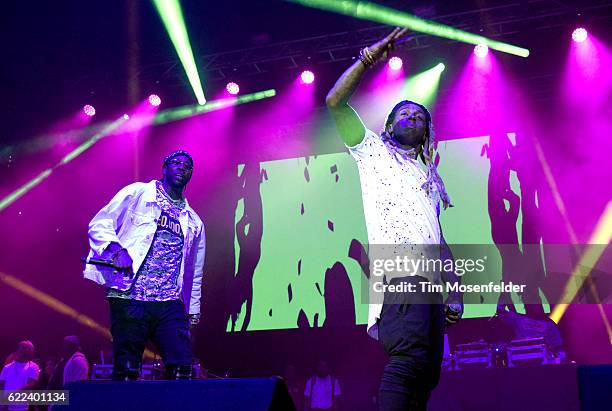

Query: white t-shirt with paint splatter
left=348, top=129, right=441, bottom=340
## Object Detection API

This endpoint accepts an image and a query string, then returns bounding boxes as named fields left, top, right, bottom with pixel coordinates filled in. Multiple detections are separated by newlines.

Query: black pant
left=108, top=298, right=193, bottom=380
left=378, top=277, right=445, bottom=411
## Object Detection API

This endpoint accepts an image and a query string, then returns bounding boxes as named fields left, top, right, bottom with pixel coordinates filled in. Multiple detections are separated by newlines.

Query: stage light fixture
left=474, top=44, right=489, bottom=58
left=148, top=94, right=161, bottom=106
left=83, top=105, right=96, bottom=117
left=388, top=56, right=403, bottom=71
left=300, top=70, right=315, bottom=84
left=226, top=82, right=240, bottom=95
left=572, top=27, right=588, bottom=43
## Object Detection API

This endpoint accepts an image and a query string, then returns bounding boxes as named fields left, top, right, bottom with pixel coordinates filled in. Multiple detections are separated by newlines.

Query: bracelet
left=358, top=47, right=375, bottom=67
left=358, top=47, right=373, bottom=66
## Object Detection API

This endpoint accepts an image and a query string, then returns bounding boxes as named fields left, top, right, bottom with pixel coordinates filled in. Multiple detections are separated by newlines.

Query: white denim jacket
left=83, top=180, right=205, bottom=315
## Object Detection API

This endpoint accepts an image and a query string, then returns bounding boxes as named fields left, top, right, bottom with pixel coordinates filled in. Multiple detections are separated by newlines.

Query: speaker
left=63, top=377, right=296, bottom=411
left=578, top=364, right=612, bottom=411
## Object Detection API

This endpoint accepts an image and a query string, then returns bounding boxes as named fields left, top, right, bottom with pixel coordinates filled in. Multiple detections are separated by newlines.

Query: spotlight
left=83, top=104, right=96, bottom=117
left=474, top=44, right=489, bottom=58
left=122, top=114, right=130, bottom=120
left=300, top=70, right=315, bottom=84
left=388, top=56, right=403, bottom=71
left=435, top=63, right=446, bottom=72
left=226, top=82, right=240, bottom=95
left=572, top=27, right=588, bottom=43
left=148, top=94, right=161, bottom=106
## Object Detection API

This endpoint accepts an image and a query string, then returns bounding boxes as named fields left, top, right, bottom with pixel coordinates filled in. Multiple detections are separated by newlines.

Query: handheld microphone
left=447, top=303, right=463, bottom=315
left=81, top=256, right=118, bottom=269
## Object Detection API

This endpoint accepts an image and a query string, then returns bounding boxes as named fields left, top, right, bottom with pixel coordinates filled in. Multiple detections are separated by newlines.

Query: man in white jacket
left=84, top=150, right=205, bottom=380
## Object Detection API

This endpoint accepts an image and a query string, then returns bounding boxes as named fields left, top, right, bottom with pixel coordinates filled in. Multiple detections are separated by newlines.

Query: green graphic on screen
left=228, top=134, right=532, bottom=332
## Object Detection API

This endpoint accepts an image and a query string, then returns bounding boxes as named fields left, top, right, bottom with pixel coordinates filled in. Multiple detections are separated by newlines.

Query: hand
left=112, top=249, right=134, bottom=276
left=366, top=27, right=410, bottom=65
left=189, top=314, right=201, bottom=329
left=445, top=303, right=463, bottom=326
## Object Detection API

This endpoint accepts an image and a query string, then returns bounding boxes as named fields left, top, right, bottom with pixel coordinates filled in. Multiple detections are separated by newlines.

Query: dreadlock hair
left=381, top=100, right=453, bottom=209
left=381, top=100, right=434, bottom=165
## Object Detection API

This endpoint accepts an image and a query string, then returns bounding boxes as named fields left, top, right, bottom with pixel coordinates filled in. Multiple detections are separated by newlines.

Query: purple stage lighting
left=474, top=44, right=489, bottom=58
left=148, top=94, right=161, bottom=106
left=83, top=105, right=96, bottom=117
left=300, top=70, right=315, bottom=84
left=388, top=56, right=403, bottom=71
left=572, top=27, right=588, bottom=43
left=226, top=82, right=240, bottom=95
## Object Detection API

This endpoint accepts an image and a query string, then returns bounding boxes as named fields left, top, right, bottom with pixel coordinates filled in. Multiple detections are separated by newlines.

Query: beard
left=392, top=123, right=426, bottom=148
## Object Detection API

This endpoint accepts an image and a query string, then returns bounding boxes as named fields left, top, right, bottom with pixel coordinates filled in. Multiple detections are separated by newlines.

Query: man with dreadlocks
left=326, top=28, right=463, bottom=410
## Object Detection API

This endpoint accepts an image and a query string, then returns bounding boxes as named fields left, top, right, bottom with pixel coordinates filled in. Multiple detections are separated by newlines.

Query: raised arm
left=325, top=28, right=408, bottom=147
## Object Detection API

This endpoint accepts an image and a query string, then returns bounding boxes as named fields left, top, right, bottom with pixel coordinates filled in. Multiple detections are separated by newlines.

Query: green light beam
left=0, top=118, right=125, bottom=213
left=1, top=90, right=275, bottom=213
left=3, top=89, right=276, bottom=163
left=288, top=0, right=530, bottom=57
left=152, top=0, right=207, bottom=104
left=154, top=89, right=277, bottom=124
left=400, top=63, right=445, bottom=107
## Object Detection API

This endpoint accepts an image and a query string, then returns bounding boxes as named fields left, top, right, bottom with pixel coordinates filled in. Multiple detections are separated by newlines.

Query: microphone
left=81, top=256, right=118, bottom=269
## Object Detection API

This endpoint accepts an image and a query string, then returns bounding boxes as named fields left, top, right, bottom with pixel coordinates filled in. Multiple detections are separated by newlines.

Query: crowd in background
left=0, top=337, right=89, bottom=411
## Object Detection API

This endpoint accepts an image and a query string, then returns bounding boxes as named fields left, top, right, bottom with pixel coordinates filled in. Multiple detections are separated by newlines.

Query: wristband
left=358, top=47, right=375, bottom=67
